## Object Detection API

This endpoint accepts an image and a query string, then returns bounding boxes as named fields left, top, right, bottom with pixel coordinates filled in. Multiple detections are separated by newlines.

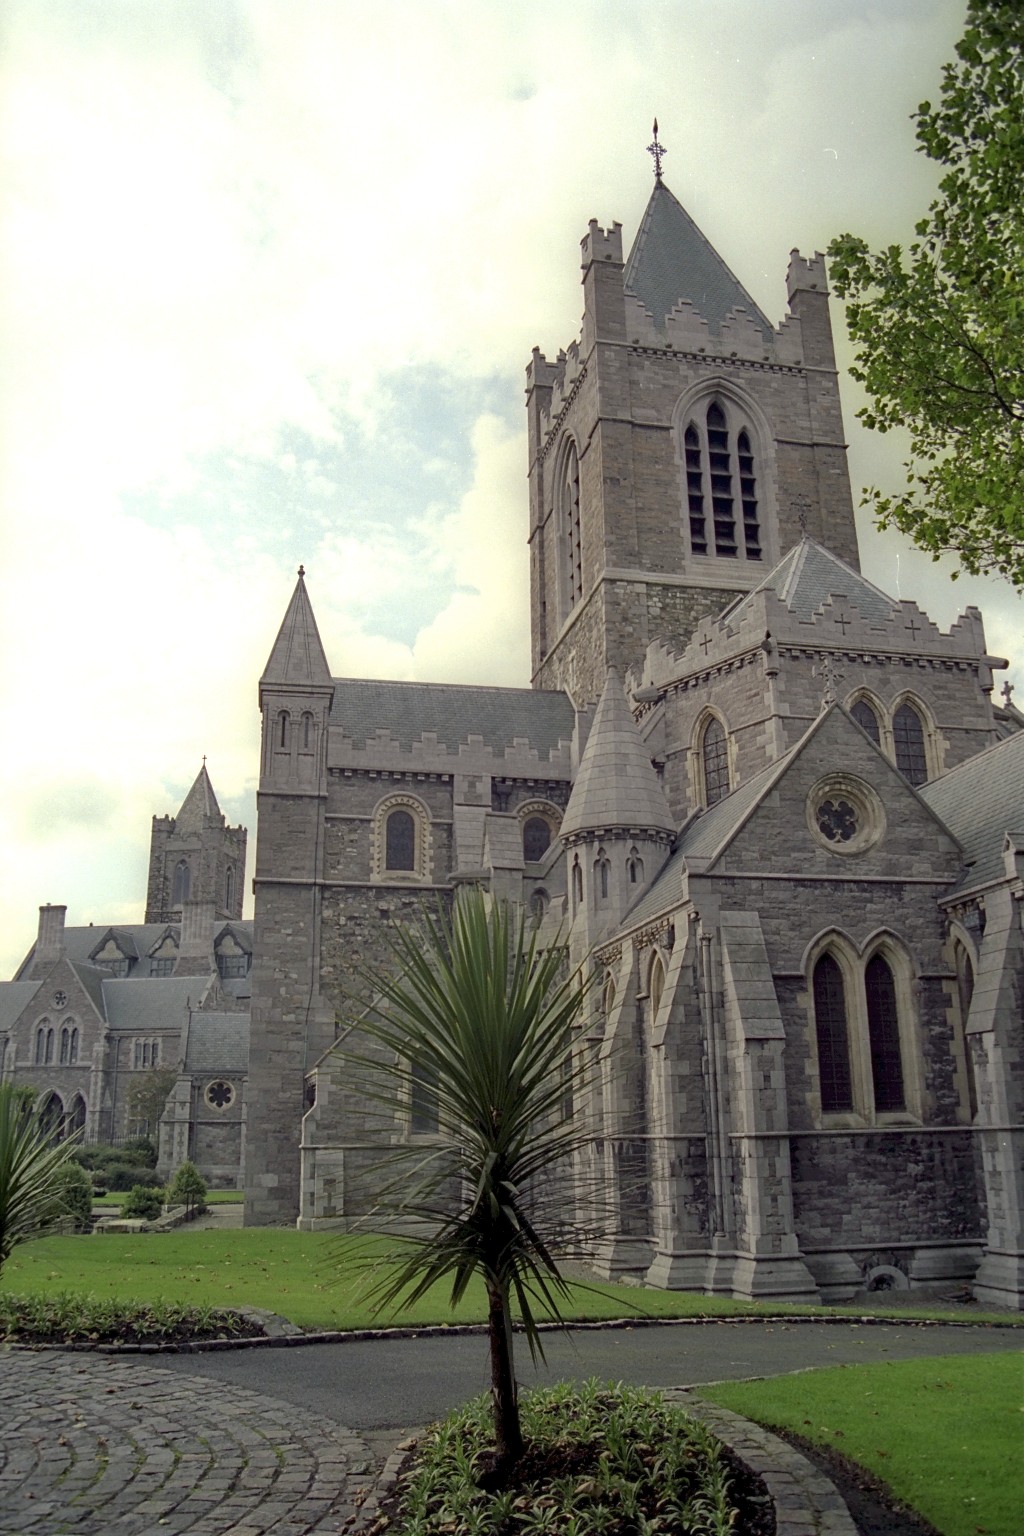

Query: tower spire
left=647, top=118, right=666, bottom=182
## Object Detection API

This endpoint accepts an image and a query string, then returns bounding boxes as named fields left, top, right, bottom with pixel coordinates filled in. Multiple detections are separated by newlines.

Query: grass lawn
left=3, top=1229, right=1020, bottom=1332
left=702, top=1353, right=1024, bottom=1536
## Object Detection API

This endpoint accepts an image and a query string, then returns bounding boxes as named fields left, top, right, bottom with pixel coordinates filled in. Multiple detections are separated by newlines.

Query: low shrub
left=105, top=1164, right=163, bottom=1193
left=385, top=1380, right=743, bottom=1536
left=74, top=1139, right=157, bottom=1173
left=56, top=1161, right=94, bottom=1231
left=0, top=1291, right=256, bottom=1345
left=120, top=1185, right=164, bottom=1220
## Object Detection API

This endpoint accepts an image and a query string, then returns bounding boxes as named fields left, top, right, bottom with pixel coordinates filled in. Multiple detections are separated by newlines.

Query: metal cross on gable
left=647, top=119, right=666, bottom=182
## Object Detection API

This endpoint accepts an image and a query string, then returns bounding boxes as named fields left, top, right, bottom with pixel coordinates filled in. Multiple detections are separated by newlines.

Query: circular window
left=806, top=774, right=884, bottom=856
left=205, top=1080, right=235, bottom=1111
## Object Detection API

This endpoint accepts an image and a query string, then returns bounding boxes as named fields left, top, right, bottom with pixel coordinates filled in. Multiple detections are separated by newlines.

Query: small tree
left=340, top=891, right=592, bottom=1478
left=125, top=1069, right=176, bottom=1141
left=168, top=1159, right=207, bottom=1218
left=0, top=1083, right=81, bottom=1274
left=56, top=1160, right=94, bottom=1231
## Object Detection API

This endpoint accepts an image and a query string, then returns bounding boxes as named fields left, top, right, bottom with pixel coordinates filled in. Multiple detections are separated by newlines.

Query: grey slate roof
left=100, top=976, right=202, bottom=1031
left=561, top=669, right=674, bottom=837
left=15, top=922, right=254, bottom=981
left=330, top=679, right=575, bottom=762
left=624, top=181, right=774, bottom=342
left=174, top=765, right=223, bottom=831
left=919, top=730, right=1024, bottom=896
left=0, top=980, right=41, bottom=1031
left=720, top=537, right=901, bottom=628
left=184, top=1012, right=250, bottom=1073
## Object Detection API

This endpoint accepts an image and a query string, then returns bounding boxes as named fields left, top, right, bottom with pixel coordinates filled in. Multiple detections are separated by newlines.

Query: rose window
left=205, top=1080, right=235, bottom=1110
left=816, top=798, right=859, bottom=843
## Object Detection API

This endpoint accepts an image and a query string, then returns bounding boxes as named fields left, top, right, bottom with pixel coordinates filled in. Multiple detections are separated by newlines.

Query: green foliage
left=125, top=1069, right=176, bottom=1140
left=704, top=1352, right=1023, bottom=1536
left=387, top=1381, right=738, bottom=1536
left=339, top=891, right=593, bottom=1468
left=0, top=1083, right=82, bottom=1275
left=828, top=3, right=1024, bottom=585
left=55, top=1160, right=93, bottom=1231
left=74, top=1138, right=157, bottom=1172
left=168, top=1159, right=207, bottom=1217
left=0, top=1290, right=252, bottom=1345
left=120, top=1184, right=165, bottom=1220
left=102, top=1164, right=163, bottom=1193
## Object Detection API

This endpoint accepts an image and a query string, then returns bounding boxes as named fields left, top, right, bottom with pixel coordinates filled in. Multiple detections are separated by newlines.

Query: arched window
left=69, top=1027, right=79, bottom=1065
left=683, top=400, right=761, bottom=561
left=893, top=703, right=928, bottom=785
left=45, top=1028, right=54, bottom=1065
left=277, top=710, right=290, bottom=749
left=700, top=718, right=730, bottom=807
left=571, top=858, right=583, bottom=912
left=850, top=699, right=881, bottom=746
left=60, top=1026, right=70, bottom=1065
left=410, top=1058, right=440, bottom=1135
left=559, top=441, right=582, bottom=612
left=955, top=942, right=978, bottom=1119
left=627, top=847, right=644, bottom=885
left=385, top=809, right=416, bottom=872
left=813, top=955, right=853, bottom=1112
left=595, top=850, right=610, bottom=902
left=603, top=971, right=617, bottom=1016
left=301, top=711, right=314, bottom=750
left=865, top=955, right=905, bottom=1112
left=649, top=954, right=665, bottom=1024
left=38, top=1093, right=64, bottom=1140
left=523, top=817, right=551, bottom=863
left=225, top=866, right=235, bottom=911
left=35, top=1025, right=47, bottom=1065
left=67, top=1094, right=86, bottom=1136
left=172, top=859, right=191, bottom=905
left=529, top=889, right=548, bottom=926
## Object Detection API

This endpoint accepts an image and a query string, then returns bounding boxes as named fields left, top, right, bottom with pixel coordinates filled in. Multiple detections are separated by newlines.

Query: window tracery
left=699, top=716, right=730, bottom=807
left=810, top=938, right=919, bottom=1123
left=893, top=702, right=928, bottom=785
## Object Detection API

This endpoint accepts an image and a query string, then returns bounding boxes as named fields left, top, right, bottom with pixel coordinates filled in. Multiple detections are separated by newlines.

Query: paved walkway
left=0, top=1353, right=381, bottom=1535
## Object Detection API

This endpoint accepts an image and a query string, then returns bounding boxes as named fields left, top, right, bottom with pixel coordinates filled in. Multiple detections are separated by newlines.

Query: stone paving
left=0, top=1353, right=383, bottom=1535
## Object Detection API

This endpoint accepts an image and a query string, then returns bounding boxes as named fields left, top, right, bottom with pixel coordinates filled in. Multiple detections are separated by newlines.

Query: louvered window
left=737, top=430, right=760, bottom=557
left=561, top=442, right=582, bottom=610
left=683, top=403, right=761, bottom=561
left=684, top=424, right=706, bottom=554
left=813, top=955, right=853, bottom=1112
left=707, top=403, right=735, bottom=556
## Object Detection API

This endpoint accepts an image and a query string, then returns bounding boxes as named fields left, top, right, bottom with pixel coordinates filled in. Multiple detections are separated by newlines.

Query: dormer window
left=681, top=399, right=761, bottom=562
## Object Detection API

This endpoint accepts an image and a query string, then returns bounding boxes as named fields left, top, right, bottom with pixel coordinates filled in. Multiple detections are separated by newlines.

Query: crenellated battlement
left=580, top=218, right=623, bottom=269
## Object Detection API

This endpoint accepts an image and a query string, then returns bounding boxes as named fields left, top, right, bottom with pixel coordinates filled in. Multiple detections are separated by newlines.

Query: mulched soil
left=770, top=1427, right=941, bottom=1536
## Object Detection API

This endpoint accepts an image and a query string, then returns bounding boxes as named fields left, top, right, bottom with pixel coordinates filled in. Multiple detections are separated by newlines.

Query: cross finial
left=202, top=754, right=207, bottom=767
left=814, top=654, right=843, bottom=709
left=647, top=119, right=666, bottom=182
left=1002, top=679, right=1015, bottom=705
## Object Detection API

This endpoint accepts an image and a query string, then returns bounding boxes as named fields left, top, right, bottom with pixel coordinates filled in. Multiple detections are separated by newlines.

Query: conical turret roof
left=561, top=669, right=675, bottom=839
left=624, top=180, right=773, bottom=342
left=175, top=765, right=222, bottom=831
left=261, top=567, right=332, bottom=689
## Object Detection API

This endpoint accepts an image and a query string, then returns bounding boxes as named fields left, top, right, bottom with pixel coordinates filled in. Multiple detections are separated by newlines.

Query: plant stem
left=486, top=1279, right=523, bottom=1470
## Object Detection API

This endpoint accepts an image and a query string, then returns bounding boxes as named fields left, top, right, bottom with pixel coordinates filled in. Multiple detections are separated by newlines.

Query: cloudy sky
left=2, top=0, right=1019, bottom=977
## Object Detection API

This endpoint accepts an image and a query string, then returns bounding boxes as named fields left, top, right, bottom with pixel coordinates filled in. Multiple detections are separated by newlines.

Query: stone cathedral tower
left=145, top=765, right=247, bottom=926
left=527, top=161, right=857, bottom=705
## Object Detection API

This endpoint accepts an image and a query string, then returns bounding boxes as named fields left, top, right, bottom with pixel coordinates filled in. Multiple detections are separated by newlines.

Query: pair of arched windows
left=849, top=696, right=931, bottom=786
left=33, top=1020, right=77, bottom=1067
left=35, top=1022, right=54, bottom=1065
left=812, top=950, right=910, bottom=1119
left=275, top=711, right=316, bottom=751
left=59, top=1024, right=79, bottom=1065
left=683, top=401, right=761, bottom=561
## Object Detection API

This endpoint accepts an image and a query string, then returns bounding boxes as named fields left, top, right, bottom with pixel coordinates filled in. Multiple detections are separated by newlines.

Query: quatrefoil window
left=205, top=1080, right=235, bottom=1110
left=817, top=798, right=859, bottom=843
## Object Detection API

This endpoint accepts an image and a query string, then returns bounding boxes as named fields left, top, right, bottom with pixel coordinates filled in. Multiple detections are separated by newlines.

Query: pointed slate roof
left=720, top=536, right=901, bottom=628
left=175, top=766, right=222, bottom=831
left=261, top=569, right=332, bottom=689
left=920, top=730, right=1024, bottom=896
left=561, top=669, right=675, bottom=839
left=624, top=180, right=773, bottom=342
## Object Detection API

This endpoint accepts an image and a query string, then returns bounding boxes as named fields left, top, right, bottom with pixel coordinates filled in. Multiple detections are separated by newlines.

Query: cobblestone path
left=0, top=1353, right=377, bottom=1535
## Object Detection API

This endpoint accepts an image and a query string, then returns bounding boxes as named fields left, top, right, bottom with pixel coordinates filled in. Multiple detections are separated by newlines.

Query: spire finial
left=298, top=564, right=305, bottom=579
left=647, top=118, right=666, bottom=182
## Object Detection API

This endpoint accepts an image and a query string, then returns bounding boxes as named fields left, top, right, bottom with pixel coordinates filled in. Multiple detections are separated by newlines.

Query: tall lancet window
left=560, top=442, right=582, bottom=611
left=682, top=400, right=761, bottom=561
left=893, top=702, right=928, bottom=785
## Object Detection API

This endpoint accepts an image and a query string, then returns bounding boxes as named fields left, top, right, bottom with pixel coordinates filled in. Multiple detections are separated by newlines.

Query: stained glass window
left=385, top=809, right=416, bottom=871
left=813, top=955, right=853, bottom=1112
left=865, top=955, right=905, bottom=1111
left=702, top=718, right=730, bottom=806
left=850, top=699, right=881, bottom=745
left=893, top=704, right=928, bottom=785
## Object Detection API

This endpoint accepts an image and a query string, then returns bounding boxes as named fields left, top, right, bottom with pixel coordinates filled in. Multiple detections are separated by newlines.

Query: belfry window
left=682, top=401, right=761, bottom=561
left=560, top=442, right=582, bottom=611
left=278, top=710, right=290, bottom=749
left=172, top=859, right=190, bottom=905
left=813, top=955, right=853, bottom=1112
left=385, top=809, right=416, bottom=872
left=893, top=703, right=928, bottom=785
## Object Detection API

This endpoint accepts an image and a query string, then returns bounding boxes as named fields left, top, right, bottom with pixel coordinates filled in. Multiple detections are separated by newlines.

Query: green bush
left=168, top=1159, right=207, bottom=1217
left=74, top=1139, right=157, bottom=1173
left=105, top=1164, right=163, bottom=1193
left=118, top=1137, right=158, bottom=1168
left=56, top=1161, right=93, bottom=1231
left=120, top=1185, right=164, bottom=1221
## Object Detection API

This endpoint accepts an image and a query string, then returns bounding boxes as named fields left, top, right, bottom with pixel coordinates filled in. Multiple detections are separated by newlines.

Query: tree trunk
left=486, top=1279, right=523, bottom=1471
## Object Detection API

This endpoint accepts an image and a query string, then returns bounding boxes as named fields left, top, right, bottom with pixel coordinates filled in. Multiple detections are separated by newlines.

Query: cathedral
left=3, top=160, right=1022, bottom=1307
left=243, top=166, right=1024, bottom=1309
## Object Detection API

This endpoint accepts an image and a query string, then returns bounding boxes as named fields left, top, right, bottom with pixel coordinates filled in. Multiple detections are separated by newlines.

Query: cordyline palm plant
left=0, top=1084, right=80, bottom=1275
left=343, top=890, right=594, bottom=1475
